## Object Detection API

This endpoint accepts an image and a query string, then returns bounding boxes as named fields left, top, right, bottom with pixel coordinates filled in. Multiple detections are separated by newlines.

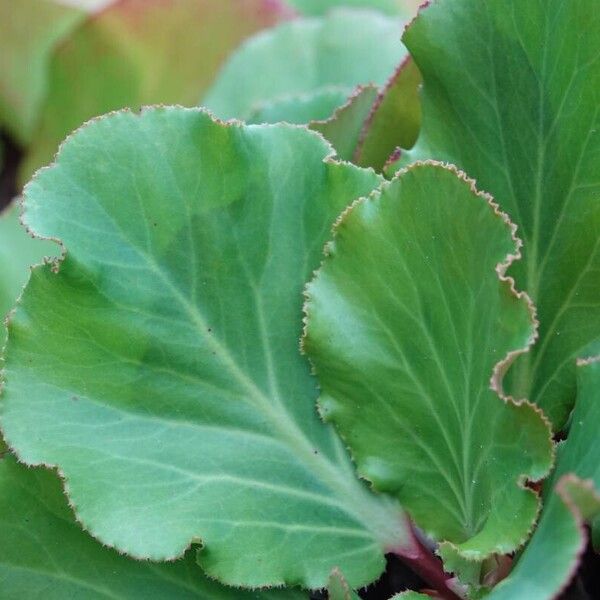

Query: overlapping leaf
left=0, top=454, right=306, bottom=599
left=248, top=88, right=352, bottom=125
left=354, top=57, right=421, bottom=171
left=203, top=9, right=406, bottom=123
left=0, top=107, right=413, bottom=590
left=19, top=0, right=284, bottom=182
left=304, top=163, right=553, bottom=559
left=0, top=0, right=97, bottom=144
left=326, top=569, right=361, bottom=600
left=309, top=86, right=379, bottom=161
left=487, top=350, right=600, bottom=600
left=0, top=202, right=57, bottom=344
left=388, top=0, right=600, bottom=429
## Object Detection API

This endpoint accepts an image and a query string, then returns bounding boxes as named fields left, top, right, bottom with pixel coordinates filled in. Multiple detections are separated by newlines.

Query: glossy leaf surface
left=0, top=454, right=306, bottom=599
left=304, top=163, right=553, bottom=559
left=1, top=108, right=411, bottom=590
left=390, top=0, right=600, bottom=428
left=487, top=352, right=600, bottom=600
left=203, top=9, right=406, bottom=121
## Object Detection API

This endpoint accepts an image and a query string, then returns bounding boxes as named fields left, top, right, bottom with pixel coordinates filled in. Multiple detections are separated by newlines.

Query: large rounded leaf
left=0, top=454, right=306, bottom=599
left=0, top=107, right=412, bottom=590
left=389, top=0, right=600, bottom=429
left=304, top=163, right=553, bottom=559
left=202, top=9, right=406, bottom=122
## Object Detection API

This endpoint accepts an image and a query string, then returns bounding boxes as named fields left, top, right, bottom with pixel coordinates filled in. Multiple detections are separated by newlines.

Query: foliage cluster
left=0, top=1, right=598, bottom=599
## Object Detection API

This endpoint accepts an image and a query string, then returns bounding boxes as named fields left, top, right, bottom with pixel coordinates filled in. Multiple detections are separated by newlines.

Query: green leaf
left=286, top=0, right=415, bottom=17
left=0, top=0, right=87, bottom=143
left=388, top=0, right=600, bottom=429
left=20, top=0, right=284, bottom=182
left=248, top=87, right=353, bottom=125
left=326, top=568, right=361, bottom=600
left=0, top=454, right=307, bottom=599
left=389, top=593, right=431, bottom=600
left=202, top=9, right=407, bottom=121
left=0, top=202, right=58, bottom=343
left=309, top=86, right=379, bottom=161
left=303, top=163, right=553, bottom=560
left=1, top=107, right=413, bottom=590
left=354, top=57, right=421, bottom=172
left=486, top=352, right=600, bottom=600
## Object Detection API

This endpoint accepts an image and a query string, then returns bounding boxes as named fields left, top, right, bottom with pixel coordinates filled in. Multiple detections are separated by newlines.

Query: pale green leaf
left=0, top=202, right=57, bottom=342
left=389, top=593, right=431, bottom=600
left=0, top=454, right=307, bottom=599
left=354, top=57, right=421, bottom=171
left=248, top=87, right=352, bottom=125
left=389, top=0, right=600, bottom=429
left=303, top=163, right=553, bottom=560
left=202, top=9, right=406, bottom=121
left=309, top=86, right=379, bottom=162
left=1, top=107, right=413, bottom=590
left=20, top=0, right=284, bottom=182
left=487, top=353, right=600, bottom=600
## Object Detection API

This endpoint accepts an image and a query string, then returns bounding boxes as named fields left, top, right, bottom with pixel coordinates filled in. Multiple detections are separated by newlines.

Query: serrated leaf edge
left=352, top=55, right=419, bottom=166
left=301, top=160, right=554, bottom=561
left=0, top=105, right=392, bottom=590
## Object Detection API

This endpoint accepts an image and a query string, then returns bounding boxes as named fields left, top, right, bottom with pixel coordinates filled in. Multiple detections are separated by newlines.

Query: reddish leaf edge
left=300, top=160, right=555, bottom=594
left=549, top=471, right=600, bottom=599
left=0, top=105, right=391, bottom=593
left=309, top=84, right=379, bottom=128
left=352, top=55, right=420, bottom=167
left=378, top=0, right=436, bottom=177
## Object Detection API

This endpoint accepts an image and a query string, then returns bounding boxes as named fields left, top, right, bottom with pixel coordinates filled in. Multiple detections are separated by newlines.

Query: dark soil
left=0, top=130, right=21, bottom=210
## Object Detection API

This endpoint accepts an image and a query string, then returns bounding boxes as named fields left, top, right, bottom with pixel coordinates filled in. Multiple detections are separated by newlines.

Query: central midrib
left=141, top=250, right=406, bottom=548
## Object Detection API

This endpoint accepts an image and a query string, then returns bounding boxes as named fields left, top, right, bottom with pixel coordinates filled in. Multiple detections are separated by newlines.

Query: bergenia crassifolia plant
left=0, top=1, right=598, bottom=599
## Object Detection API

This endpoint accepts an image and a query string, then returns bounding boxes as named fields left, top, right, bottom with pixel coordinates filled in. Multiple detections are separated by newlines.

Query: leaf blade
left=0, top=454, right=307, bottom=599
left=303, top=163, right=553, bottom=559
left=390, top=0, right=600, bottom=428
left=487, top=353, right=600, bottom=600
left=202, top=9, right=407, bottom=122
left=1, top=107, right=412, bottom=589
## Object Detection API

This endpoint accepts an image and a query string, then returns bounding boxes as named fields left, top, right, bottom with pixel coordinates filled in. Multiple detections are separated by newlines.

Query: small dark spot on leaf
left=71, top=395, right=79, bottom=402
